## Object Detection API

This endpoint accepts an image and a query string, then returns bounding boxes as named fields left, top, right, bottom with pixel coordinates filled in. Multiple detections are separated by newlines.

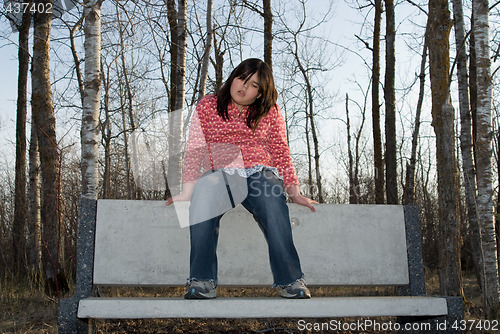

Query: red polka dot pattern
left=183, top=94, right=299, bottom=187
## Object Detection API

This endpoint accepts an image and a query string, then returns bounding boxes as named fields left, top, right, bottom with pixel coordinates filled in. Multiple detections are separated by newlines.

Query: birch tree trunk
left=372, top=0, right=384, bottom=204
left=81, top=0, right=102, bottom=200
left=12, top=4, right=31, bottom=279
left=28, top=116, right=41, bottom=276
left=472, top=0, right=500, bottom=316
left=427, top=0, right=463, bottom=297
left=451, top=0, right=483, bottom=290
left=385, top=0, right=398, bottom=204
left=32, top=0, right=67, bottom=295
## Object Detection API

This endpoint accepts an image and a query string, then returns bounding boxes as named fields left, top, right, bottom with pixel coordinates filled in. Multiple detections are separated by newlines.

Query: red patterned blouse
left=183, top=94, right=299, bottom=188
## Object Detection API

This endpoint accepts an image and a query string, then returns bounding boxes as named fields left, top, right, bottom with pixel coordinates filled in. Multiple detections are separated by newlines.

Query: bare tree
left=279, top=0, right=326, bottom=202
left=427, top=0, right=463, bottom=297
left=345, top=94, right=362, bottom=204
left=32, top=0, right=68, bottom=294
left=198, top=0, right=213, bottom=100
left=385, top=0, right=397, bottom=204
left=167, top=0, right=187, bottom=196
left=372, top=0, right=384, bottom=204
left=241, top=0, right=273, bottom=67
left=12, top=1, right=32, bottom=279
left=403, top=32, right=427, bottom=205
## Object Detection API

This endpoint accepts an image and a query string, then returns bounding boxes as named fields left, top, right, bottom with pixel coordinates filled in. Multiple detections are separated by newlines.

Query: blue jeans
left=188, top=169, right=304, bottom=287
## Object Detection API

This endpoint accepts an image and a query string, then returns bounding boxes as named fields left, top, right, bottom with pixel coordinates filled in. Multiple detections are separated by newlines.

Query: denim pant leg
left=188, top=177, right=224, bottom=284
left=241, top=170, right=304, bottom=287
left=188, top=215, right=222, bottom=284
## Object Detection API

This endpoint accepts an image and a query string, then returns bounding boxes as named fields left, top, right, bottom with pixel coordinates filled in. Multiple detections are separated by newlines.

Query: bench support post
left=58, top=198, right=97, bottom=334
left=400, top=205, right=426, bottom=296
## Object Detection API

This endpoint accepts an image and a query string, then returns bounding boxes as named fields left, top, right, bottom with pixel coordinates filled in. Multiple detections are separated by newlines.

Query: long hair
left=217, top=58, right=278, bottom=130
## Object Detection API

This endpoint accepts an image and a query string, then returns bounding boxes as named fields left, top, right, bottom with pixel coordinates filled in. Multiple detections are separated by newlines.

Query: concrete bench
left=58, top=198, right=464, bottom=333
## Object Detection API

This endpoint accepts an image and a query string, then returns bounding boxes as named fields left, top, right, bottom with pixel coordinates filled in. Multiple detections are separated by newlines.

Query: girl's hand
left=166, top=183, right=195, bottom=205
left=286, top=184, right=318, bottom=212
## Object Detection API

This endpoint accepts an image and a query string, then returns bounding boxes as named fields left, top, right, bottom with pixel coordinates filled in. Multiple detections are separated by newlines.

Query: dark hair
left=217, top=58, right=278, bottom=130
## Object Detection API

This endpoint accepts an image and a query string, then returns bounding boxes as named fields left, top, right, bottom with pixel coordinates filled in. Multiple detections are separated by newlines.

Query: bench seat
left=78, top=296, right=448, bottom=319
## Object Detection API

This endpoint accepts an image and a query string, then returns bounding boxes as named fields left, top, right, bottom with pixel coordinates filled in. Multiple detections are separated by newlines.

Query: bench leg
left=397, top=297, right=464, bottom=333
left=58, top=298, right=93, bottom=334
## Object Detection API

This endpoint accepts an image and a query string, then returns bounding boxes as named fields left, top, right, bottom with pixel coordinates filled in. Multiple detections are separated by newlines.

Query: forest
left=0, top=0, right=499, bottom=327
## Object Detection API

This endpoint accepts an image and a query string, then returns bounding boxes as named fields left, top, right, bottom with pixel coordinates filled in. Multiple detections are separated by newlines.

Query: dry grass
left=0, top=278, right=58, bottom=333
left=0, top=272, right=497, bottom=333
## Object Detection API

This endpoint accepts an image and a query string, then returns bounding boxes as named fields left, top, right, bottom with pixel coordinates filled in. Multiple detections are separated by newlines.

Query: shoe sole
left=280, top=290, right=311, bottom=299
left=184, top=288, right=217, bottom=299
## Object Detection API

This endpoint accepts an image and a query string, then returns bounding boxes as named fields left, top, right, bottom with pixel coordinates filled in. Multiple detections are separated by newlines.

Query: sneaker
left=184, top=279, right=217, bottom=299
left=280, top=278, right=311, bottom=299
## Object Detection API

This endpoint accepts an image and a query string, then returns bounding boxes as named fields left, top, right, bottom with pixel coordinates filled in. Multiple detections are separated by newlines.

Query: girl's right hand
left=166, top=193, right=190, bottom=205
left=166, top=182, right=195, bottom=205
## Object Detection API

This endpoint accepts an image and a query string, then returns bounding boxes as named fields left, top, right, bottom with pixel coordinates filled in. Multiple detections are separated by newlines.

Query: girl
left=167, top=58, right=316, bottom=299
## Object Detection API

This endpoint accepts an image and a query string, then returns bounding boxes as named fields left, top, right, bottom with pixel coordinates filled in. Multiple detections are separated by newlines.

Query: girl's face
left=230, top=72, right=262, bottom=111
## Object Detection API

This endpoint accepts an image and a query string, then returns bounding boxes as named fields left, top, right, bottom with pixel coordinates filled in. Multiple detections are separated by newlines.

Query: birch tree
left=27, top=116, right=41, bottom=276
left=427, top=0, right=463, bottom=297
left=472, top=0, right=500, bottom=317
left=451, top=0, right=483, bottom=290
left=81, top=0, right=102, bottom=200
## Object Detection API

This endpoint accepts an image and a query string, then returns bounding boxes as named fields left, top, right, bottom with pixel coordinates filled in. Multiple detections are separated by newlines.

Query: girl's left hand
left=286, top=184, right=318, bottom=212
left=290, top=193, right=318, bottom=212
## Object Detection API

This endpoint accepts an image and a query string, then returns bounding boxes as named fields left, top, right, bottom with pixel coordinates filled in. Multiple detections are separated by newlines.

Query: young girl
left=167, top=58, right=317, bottom=299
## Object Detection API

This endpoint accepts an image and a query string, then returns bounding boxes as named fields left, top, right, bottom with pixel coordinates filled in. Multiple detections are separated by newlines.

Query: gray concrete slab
left=78, top=296, right=448, bottom=318
left=93, top=201, right=409, bottom=286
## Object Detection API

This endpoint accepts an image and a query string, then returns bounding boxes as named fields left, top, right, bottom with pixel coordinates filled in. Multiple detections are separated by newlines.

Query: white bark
left=452, top=0, right=483, bottom=290
left=81, top=0, right=102, bottom=199
left=473, top=0, right=500, bottom=316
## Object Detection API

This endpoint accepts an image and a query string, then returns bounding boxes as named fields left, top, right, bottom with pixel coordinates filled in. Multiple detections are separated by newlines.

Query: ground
left=0, top=274, right=497, bottom=333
